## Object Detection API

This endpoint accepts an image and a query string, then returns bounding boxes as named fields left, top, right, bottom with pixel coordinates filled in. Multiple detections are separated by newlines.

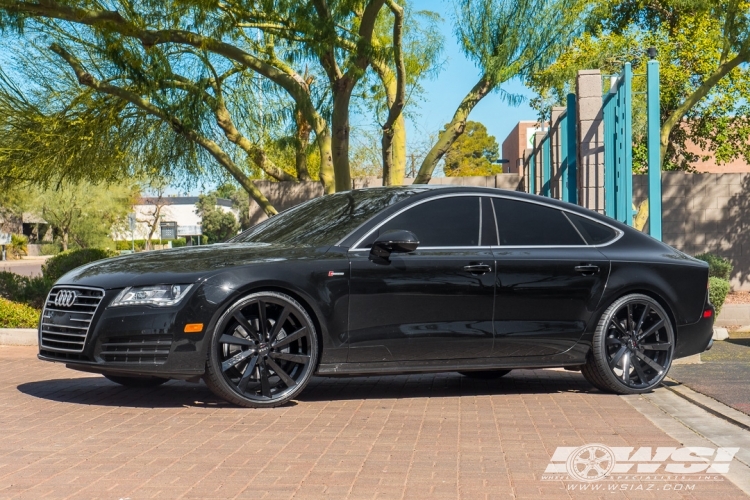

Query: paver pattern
left=0, top=346, right=745, bottom=499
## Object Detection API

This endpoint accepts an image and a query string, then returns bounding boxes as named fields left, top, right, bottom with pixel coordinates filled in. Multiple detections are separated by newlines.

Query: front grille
left=100, top=334, right=172, bottom=364
left=40, top=286, right=105, bottom=353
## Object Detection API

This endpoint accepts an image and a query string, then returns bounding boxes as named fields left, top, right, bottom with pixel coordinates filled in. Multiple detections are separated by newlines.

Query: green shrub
left=0, top=297, right=40, bottom=328
left=115, top=239, right=147, bottom=251
left=171, top=237, right=187, bottom=248
left=8, top=234, right=28, bottom=259
left=0, top=272, right=52, bottom=309
left=39, top=243, right=61, bottom=256
left=42, top=248, right=118, bottom=283
left=709, top=277, right=731, bottom=315
left=695, top=253, right=733, bottom=281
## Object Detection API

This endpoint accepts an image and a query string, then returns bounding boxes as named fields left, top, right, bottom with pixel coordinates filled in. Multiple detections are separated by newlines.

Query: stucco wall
left=246, top=175, right=524, bottom=227
left=632, top=172, right=750, bottom=291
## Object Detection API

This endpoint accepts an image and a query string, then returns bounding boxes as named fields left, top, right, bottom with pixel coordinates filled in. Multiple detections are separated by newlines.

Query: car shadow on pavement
left=17, top=369, right=599, bottom=408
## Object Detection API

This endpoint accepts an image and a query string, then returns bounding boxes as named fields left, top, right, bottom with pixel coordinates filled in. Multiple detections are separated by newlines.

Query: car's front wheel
left=582, top=294, right=674, bottom=394
left=205, top=291, right=319, bottom=408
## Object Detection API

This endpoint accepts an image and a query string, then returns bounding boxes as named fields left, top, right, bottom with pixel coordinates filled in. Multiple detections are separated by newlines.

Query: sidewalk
left=0, top=346, right=746, bottom=499
left=669, top=331, right=750, bottom=416
left=0, top=256, right=50, bottom=277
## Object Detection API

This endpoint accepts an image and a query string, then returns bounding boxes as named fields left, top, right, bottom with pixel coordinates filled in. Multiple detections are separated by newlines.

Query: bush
left=0, top=272, right=52, bottom=309
left=709, top=277, right=731, bottom=315
left=39, top=243, right=61, bottom=256
left=115, top=239, right=147, bottom=251
left=0, top=297, right=40, bottom=328
left=695, top=253, right=733, bottom=281
left=171, top=237, right=187, bottom=248
left=8, top=234, right=28, bottom=259
left=42, top=248, right=118, bottom=283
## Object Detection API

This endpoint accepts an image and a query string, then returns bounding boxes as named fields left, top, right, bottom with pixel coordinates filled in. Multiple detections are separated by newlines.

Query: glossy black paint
left=38, top=186, right=713, bottom=381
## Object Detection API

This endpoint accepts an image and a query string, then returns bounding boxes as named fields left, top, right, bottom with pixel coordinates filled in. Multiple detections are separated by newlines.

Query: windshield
left=229, top=188, right=425, bottom=246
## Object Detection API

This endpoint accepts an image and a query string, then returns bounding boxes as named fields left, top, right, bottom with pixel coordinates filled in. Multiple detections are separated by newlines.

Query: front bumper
left=38, top=288, right=217, bottom=379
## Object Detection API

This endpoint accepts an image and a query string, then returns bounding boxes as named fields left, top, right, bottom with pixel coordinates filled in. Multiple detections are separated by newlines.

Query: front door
left=347, top=195, right=496, bottom=363
left=489, top=197, right=611, bottom=357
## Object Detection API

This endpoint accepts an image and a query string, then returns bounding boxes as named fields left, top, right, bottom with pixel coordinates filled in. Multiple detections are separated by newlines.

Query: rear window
left=566, top=213, right=618, bottom=245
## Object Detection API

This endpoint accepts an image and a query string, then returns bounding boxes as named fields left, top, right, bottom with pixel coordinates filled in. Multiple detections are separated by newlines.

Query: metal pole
left=603, top=90, right=616, bottom=217
left=623, top=63, right=633, bottom=225
left=566, top=93, right=577, bottom=204
left=542, top=134, right=551, bottom=197
left=560, top=111, right=568, bottom=202
left=529, top=152, right=536, bottom=195
left=647, top=59, right=662, bottom=240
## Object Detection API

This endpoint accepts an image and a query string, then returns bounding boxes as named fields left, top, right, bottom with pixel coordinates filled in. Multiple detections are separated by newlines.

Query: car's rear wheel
left=205, top=291, right=319, bottom=408
left=459, top=370, right=511, bottom=379
left=582, top=294, right=674, bottom=394
left=104, top=375, right=169, bottom=387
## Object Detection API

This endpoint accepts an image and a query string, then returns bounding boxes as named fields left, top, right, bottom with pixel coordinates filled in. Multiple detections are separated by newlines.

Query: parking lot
left=0, top=346, right=746, bottom=499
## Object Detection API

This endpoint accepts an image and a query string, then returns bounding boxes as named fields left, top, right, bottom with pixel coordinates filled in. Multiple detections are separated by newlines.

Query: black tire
left=205, top=291, right=319, bottom=408
left=104, top=375, right=169, bottom=388
left=459, top=370, right=511, bottom=379
left=582, top=293, right=674, bottom=395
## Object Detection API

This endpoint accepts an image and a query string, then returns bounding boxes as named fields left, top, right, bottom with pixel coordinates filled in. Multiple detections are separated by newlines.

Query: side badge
left=327, top=271, right=345, bottom=277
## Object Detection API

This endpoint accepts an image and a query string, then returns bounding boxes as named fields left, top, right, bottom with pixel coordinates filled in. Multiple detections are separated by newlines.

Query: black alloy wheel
left=582, top=294, right=674, bottom=394
left=459, top=370, right=511, bottom=379
left=205, top=291, right=318, bottom=408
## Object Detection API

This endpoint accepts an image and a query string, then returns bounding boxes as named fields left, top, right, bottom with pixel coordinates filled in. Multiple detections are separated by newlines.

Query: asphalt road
left=0, top=257, right=48, bottom=277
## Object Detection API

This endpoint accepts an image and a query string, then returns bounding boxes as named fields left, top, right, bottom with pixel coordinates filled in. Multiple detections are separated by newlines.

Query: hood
left=57, top=243, right=323, bottom=289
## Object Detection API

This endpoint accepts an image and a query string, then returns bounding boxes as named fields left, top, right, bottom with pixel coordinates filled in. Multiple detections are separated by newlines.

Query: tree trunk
left=294, top=107, right=312, bottom=181
left=314, top=122, right=335, bottom=194
left=415, top=75, right=494, bottom=184
left=62, top=230, right=69, bottom=251
left=382, top=113, right=406, bottom=185
left=331, top=85, right=354, bottom=192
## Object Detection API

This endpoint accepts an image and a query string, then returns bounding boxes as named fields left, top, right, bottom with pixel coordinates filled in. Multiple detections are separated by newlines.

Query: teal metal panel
left=623, top=63, right=633, bottom=225
left=560, top=111, right=568, bottom=202
left=603, top=92, right=616, bottom=217
left=647, top=60, right=662, bottom=240
left=565, top=93, right=577, bottom=204
left=529, top=151, right=536, bottom=195
left=542, top=134, right=551, bottom=197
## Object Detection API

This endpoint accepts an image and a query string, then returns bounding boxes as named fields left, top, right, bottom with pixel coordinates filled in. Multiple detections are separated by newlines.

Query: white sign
left=0, top=233, right=10, bottom=245
left=177, top=225, right=202, bottom=236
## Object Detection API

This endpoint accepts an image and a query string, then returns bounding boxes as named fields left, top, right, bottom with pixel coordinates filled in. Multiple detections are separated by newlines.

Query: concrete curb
left=0, top=329, right=37, bottom=346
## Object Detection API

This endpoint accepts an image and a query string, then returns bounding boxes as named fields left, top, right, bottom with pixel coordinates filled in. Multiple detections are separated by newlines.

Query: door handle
left=463, top=264, right=492, bottom=275
left=575, top=264, right=600, bottom=276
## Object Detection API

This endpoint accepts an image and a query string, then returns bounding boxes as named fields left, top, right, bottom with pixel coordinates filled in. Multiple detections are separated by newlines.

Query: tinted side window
left=491, top=198, right=585, bottom=246
left=362, top=196, right=480, bottom=247
left=567, top=213, right=618, bottom=245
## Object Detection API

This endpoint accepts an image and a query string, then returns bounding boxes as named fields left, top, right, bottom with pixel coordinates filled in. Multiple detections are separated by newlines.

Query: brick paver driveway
left=0, top=346, right=745, bottom=499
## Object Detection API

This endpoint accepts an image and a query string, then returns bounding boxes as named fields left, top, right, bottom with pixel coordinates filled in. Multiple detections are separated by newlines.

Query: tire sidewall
left=207, top=291, right=319, bottom=407
left=591, top=293, right=674, bottom=394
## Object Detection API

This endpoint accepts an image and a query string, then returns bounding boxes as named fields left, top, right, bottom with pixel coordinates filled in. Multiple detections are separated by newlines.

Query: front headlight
left=111, top=284, right=193, bottom=307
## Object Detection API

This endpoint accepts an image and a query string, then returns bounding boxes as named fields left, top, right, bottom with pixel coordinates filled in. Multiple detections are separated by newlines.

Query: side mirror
left=369, top=229, right=419, bottom=260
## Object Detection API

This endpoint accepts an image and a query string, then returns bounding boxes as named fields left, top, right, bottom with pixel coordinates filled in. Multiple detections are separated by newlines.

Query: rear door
left=490, top=198, right=612, bottom=357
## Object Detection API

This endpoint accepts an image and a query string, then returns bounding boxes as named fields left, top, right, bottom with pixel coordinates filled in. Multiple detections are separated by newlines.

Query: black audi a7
left=38, top=186, right=714, bottom=408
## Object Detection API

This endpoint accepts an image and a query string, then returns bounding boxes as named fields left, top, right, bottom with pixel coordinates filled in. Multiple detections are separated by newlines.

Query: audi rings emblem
left=54, top=289, right=79, bottom=308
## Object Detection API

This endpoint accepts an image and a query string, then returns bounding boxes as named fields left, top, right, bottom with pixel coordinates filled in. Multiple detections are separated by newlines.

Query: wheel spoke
left=266, top=357, right=296, bottom=388
left=259, top=359, right=271, bottom=397
left=270, top=352, right=310, bottom=364
left=635, top=305, right=650, bottom=335
left=626, top=304, right=634, bottom=333
left=622, top=352, right=631, bottom=384
left=237, top=355, right=259, bottom=393
left=233, top=311, right=260, bottom=341
left=222, top=349, right=255, bottom=372
left=634, top=350, right=665, bottom=374
left=220, top=334, right=255, bottom=347
left=632, top=357, right=649, bottom=384
left=605, top=336, right=622, bottom=346
left=273, top=326, right=307, bottom=349
left=258, top=300, right=268, bottom=339
left=610, top=318, right=628, bottom=336
left=640, top=342, right=671, bottom=351
left=609, top=345, right=628, bottom=369
left=269, top=306, right=290, bottom=344
left=637, top=318, right=665, bottom=341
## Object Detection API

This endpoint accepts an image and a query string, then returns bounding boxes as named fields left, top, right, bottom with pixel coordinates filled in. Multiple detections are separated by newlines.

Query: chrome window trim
left=347, top=192, right=624, bottom=252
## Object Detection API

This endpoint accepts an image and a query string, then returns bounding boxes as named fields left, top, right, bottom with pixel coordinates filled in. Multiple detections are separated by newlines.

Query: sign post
left=128, top=213, right=136, bottom=252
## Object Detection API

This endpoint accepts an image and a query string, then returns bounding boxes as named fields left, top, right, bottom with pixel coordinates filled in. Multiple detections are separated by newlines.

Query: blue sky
left=405, top=0, right=538, bottom=154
